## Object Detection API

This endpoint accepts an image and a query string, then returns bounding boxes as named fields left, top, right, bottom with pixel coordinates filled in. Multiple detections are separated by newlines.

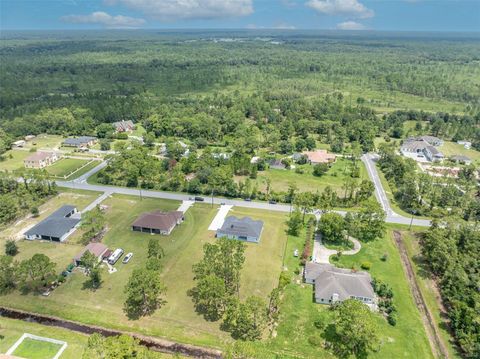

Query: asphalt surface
left=57, top=157, right=431, bottom=227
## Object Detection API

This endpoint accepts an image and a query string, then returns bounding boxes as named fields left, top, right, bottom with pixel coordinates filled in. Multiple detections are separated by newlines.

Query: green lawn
left=401, top=231, right=462, bottom=359
left=0, top=194, right=288, bottom=350
left=0, top=149, right=30, bottom=172
left=47, top=158, right=92, bottom=178
left=236, top=158, right=369, bottom=195
left=439, top=141, right=480, bottom=164
left=0, top=317, right=87, bottom=359
left=24, top=134, right=65, bottom=151
left=333, top=230, right=434, bottom=358
left=12, top=338, right=62, bottom=359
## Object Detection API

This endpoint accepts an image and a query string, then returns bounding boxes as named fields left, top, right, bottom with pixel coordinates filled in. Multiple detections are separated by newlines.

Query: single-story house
left=451, top=155, right=472, bottom=165
left=216, top=216, right=264, bottom=243
left=268, top=159, right=286, bottom=170
left=457, top=140, right=471, bottom=149
left=132, top=210, right=184, bottom=235
left=63, top=136, right=97, bottom=148
left=24, top=151, right=60, bottom=169
left=304, top=262, right=376, bottom=310
left=112, top=120, right=135, bottom=133
left=12, top=140, right=26, bottom=148
left=303, top=150, right=336, bottom=165
left=74, top=242, right=109, bottom=266
left=24, top=205, right=80, bottom=242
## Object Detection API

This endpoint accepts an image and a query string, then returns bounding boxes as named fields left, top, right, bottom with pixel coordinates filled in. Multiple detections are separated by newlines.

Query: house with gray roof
left=401, top=137, right=444, bottom=163
left=63, top=136, right=97, bottom=148
left=24, top=205, right=80, bottom=242
left=304, top=262, right=376, bottom=310
left=451, top=155, right=472, bottom=165
left=216, top=216, right=264, bottom=243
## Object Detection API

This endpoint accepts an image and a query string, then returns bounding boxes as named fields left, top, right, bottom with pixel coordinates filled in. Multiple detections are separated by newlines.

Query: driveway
left=208, top=205, right=233, bottom=231
left=313, top=233, right=362, bottom=264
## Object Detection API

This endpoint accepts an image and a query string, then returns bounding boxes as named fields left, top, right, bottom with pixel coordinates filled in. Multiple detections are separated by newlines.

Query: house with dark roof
left=63, top=136, right=97, bottom=148
left=112, top=120, right=135, bottom=133
left=74, top=242, right=109, bottom=266
left=24, top=205, right=80, bottom=242
left=304, top=262, right=376, bottom=310
left=132, top=211, right=184, bottom=235
left=216, top=216, right=264, bottom=243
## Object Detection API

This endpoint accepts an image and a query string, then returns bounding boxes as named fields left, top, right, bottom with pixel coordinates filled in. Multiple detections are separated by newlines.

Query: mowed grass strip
left=13, top=338, right=62, bottom=359
left=0, top=194, right=288, bottom=350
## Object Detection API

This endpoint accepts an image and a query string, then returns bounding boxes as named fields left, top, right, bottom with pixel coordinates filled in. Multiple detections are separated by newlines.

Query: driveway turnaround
left=208, top=205, right=233, bottom=231
left=313, top=233, right=362, bottom=264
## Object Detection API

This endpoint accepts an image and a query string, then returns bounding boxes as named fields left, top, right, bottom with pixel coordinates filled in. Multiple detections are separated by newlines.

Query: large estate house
left=24, top=151, right=60, bottom=169
left=400, top=135, right=444, bottom=162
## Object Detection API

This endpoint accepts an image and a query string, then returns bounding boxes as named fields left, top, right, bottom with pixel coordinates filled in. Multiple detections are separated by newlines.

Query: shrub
left=361, top=261, right=371, bottom=270
left=314, top=319, right=326, bottom=330
left=295, top=167, right=305, bottom=174
left=381, top=253, right=388, bottom=261
left=308, top=335, right=322, bottom=346
left=5, top=240, right=18, bottom=256
left=31, top=206, right=39, bottom=217
left=387, top=313, right=397, bottom=326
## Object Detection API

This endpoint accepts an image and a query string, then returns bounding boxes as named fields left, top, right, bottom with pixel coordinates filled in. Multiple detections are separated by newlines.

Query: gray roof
left=419, top=135, right=441, bottom=145
left=304, top=262, right=332, bottom=282
left=451, top=155, right=471, bottom=162
left=313, top=264, right=375, bottom=301
left=425, top=145, right=443, bottom=157
left=25, top=205, right=80, bottom=239
left=63, top=136, right=96, bottom=146
left=217, top=216, right=264, bottom=239
left=401, top=140, right=428, bottom=152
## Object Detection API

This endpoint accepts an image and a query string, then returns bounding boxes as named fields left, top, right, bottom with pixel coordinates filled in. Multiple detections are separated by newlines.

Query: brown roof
left=25, top=151, right=56, bottom=162
left=303, top=150, right=336, bottom=163
left=132, top=211, right=183, bottom=231
left=74, top=242, right=108, bottom=262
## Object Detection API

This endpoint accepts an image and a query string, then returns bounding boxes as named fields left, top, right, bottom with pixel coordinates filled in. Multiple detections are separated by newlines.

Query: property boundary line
left=5, top=332, right=68, bottom=359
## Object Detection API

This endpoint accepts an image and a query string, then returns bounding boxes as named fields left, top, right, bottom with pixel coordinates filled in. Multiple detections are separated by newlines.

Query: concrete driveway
left=313, top=233, right=362, bottom=264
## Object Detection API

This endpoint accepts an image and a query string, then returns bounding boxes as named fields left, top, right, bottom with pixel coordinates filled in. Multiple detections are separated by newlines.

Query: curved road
left=57, top=156, right=431, bottom=227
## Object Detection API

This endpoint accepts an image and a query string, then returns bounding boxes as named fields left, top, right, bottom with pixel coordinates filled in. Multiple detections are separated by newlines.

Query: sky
left=1, top=0, right=479, bottom=32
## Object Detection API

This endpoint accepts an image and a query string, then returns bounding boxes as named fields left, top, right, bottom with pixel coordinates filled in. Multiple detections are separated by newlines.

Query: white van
left=108, top=248, right=124, bottom=265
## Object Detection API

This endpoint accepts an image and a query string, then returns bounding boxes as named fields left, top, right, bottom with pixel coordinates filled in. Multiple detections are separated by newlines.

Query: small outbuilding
left=216, top=216, right=264, bottom=243
left=74, top=242, right=109, bottom=266
left=451, top=155, right=472, bottom=165
left=132, top=211, right=184, bottom=235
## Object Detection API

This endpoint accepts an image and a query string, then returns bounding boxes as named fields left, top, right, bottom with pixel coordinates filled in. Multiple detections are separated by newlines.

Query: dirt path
left=393, top=231, right=449, bottom=359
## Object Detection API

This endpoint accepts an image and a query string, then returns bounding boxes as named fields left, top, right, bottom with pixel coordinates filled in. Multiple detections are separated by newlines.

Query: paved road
left=57, top=157, right=431, bottom=227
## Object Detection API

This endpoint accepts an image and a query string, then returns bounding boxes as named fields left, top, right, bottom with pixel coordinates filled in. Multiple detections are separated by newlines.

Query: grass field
left=47, top=158, right=92, bottom=178
left=0, top=193, right=288, bottom=350
left=0, top=317, right=88, bottom=359
left=439, top=141, right=480, bottom=164
left=236, top=158, right=369, bottom=195
left=23, top=135, right=65, bottom=151
left=0, top=149, right=30, bottom=172
left=12, top=337, right=63, bottom=359
left=401, top=231, right=462, bottom=359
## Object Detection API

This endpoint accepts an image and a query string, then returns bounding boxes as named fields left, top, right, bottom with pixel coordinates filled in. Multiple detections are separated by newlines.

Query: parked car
left=194, top=196, right=205, bottom=202
left=269, top=200, right=277, bottom=204
left=244, top=198, right=252, bottom=202
left=122, top=253, right=133, bottom=264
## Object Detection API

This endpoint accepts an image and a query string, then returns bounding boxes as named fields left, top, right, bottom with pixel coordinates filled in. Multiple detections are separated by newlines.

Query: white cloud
left=336, top=20, right=366, bottom=30
left=105, top=0, right=254, bottom=21
left=306, top=0, right=374, bottom=19
left=62, top=11, right=146, bottom=28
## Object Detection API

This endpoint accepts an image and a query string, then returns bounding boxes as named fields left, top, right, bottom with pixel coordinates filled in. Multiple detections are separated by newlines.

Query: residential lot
left=47, top=158, right=98, bottom=178
left=0, top=149, right=31, bottom=172
left=0, top=193, right=288, bottom=349
left=439, top=141, right=480, bottom=164
left=235, top=157, right=368, bottom=195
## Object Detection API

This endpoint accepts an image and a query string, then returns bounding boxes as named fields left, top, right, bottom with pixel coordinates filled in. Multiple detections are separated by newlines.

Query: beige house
left=303, top=150, right=336, bottom=164
left=24, top=151, right=60, bottom=169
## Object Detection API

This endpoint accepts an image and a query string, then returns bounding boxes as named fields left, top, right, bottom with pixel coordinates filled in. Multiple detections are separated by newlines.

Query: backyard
left=0, top=193, right=288, bottom=350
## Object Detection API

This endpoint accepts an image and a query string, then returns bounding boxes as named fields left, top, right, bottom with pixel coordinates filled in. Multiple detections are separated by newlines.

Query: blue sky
left=1, top=0, right=479, bottom=31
